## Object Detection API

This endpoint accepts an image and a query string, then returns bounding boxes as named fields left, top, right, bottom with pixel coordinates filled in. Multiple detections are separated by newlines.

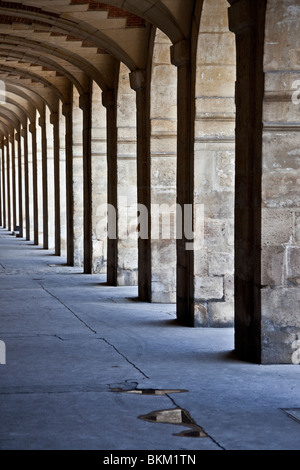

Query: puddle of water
left=283, top=408, right=300, bottom=424
left=111, top=388, right=187, bottom=396
left=138, top=408, right=208, bottom=438
left=111, top=387, right=206, bottom=439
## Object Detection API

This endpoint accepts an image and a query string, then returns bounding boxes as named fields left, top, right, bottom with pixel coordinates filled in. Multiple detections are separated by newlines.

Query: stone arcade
left=0, top=1, right=299, bottom=363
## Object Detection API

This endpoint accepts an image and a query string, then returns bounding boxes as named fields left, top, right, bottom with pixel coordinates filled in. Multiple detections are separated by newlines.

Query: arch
left=89, top=0, right=193, bottom=44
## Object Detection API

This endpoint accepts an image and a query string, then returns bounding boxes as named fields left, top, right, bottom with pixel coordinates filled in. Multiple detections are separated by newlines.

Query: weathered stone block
left=194, top=250, right=209, bottom=276
left=200, top=192, right=234, bottom=219
left=209, top=302, right=234, bottom=327
left=194, top=149, right=215, bottom=192
left=262, top=132, right=300, bottom=171
left=262, top=208, right=293, bottom=246
left=261, top=245, right=285, bottom=287
left=224, top=274, right=234, bottom=302
left=194, top=303, right=208, bottom=327
left=208, top=251, right=234, bottom=276
left=261, top=286, right=300, bottom=329
left=194, top=275, right=224, bottom=300
left=203, top=219, right=226, bottom=247
left=215, top=150, right=235, bottom=190
left=117, top=269, right=138, bottom=287
left=261, top=285, right=300, bottom=363
left=262, top=170, right=300, bottom=209
left=287, top=246, right=300, bottom=285
left=295, top=212, right=300, bottom=243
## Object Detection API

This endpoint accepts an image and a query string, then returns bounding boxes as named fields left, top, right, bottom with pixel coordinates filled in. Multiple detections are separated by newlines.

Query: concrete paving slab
left=1, top=227, right=300, bottom=451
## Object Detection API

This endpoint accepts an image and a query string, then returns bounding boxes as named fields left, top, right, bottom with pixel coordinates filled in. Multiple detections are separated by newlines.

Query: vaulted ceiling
left=0, top=0, right=197, bottom=136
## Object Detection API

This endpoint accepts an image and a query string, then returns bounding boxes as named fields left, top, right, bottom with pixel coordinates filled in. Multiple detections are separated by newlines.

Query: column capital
left=62, top=103, right=72, bottom=117
left=15, top=132, right=20, bottom=142
left=50, top=112, right=59, bottom=125
left=38, top=116, right=45, bottom=128
left=28, top=122, right=36, bottom=134
left=21, top=128, right=27, bottom=137
left=228, top=0, right=256, bottom=34
left=102, top=89, right=116, bottom=108
left=79, top=93, right=91, bottom=111
left=129, top=70, right=147, bottom=91
left=170, top=40, right=190, bottom=67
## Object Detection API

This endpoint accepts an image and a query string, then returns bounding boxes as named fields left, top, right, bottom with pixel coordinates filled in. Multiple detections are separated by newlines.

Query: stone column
left=10, top=132, right=17, bottom=233
left=6, top=137, right=11, bottom=232
left=29, top=121, right=38, bottom=245
left=0, top=141, right=2, bottom=228
left=39, top=111, right=48, bottom=249
left=62, top=102, right=74, bottom=266
left=50, top=110, right=61, bottom=256
left=171, top=40, right=195, bottom=326
left=1, top=140, right=5, bottom=228
left=228, top=0, right=266, bottom=363
left=72, top=88, right=84, bottom=268
left=91, top=83, right=107, bottom=275
left=21, top=127, right=30, bottom=241
left=151, top=30, right=177, bottom=303
left=231, top=0, right=300, bottom=364
left=102, top=88, right=118, bottom=285
left=58, top=102, right=67, bottom=256
left=193, top=0, right=236, bottom=327
left=80, top=88, right=93, bottom=274
left=45, top=108, right=55, bottom=250
left=130, top=70, right=152, bottom=302
left=117, top=64, right=138, bottom=286
left=16, top=128, right=23, bottom=238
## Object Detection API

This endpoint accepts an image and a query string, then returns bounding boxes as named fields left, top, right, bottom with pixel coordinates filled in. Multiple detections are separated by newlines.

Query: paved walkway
left=0, top=227, right=300, bottom=451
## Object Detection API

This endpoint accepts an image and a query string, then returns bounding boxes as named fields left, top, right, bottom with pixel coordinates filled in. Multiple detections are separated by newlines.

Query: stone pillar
left=171, top=40, right=195, bottom=326
left=45, top=107, right=55, bottom=250
left=102, top=88, right=118, bottom=285
left=58, top=102, right=67, bottom=256
left=193, top=0, right=236, bottom=326
left=130, top=70, right=152, bottom=302
left=91, top=83, right=107, bottom=275
left=1, top=140, right=5, bottom=228
left=117, top=64, right=138, bottom=286
left=10, top=132, right=17, bottom=233
left=16, top=129, right=23, bottom=238
left=261, top=0, right=300, bottom=363
left=72, top=88, right=84, bottom=267
left=228, top=0, right=266, bottom=363
left=50, top=110, right=61, bottom=256
left=0, top=140, right=2, bottom=228
left=39, top=111, right=48, bottom=249
left=6, top=137, right=11, bottom=232
left=29, top=121, right=38, bottom=245
left=151, top=30, right=177, bottom=303
left=62, top=102, right=74, bottom=266
left=21, top=127, right=30, bottom=241
left=80, top=87, right=93, bottom=274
